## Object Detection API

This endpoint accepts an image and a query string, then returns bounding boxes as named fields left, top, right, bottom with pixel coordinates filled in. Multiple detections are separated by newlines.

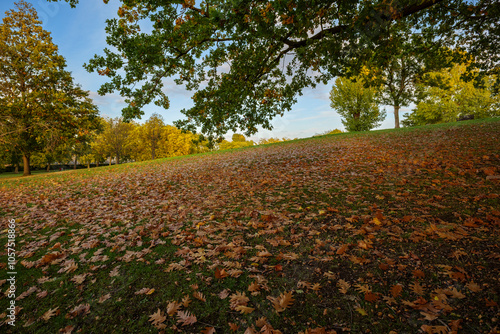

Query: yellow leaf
left=355, top=307, right=367, bottom=316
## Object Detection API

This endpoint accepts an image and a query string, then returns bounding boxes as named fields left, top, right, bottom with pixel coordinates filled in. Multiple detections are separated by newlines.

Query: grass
left=0, top=118, right=499, bottom=333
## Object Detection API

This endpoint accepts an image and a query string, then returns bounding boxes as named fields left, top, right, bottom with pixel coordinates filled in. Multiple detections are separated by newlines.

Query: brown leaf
left=182, top=295, right=192, bottom=308
left=465, top=281, right=481, bottom=292
left=98, top=293, right=111, bottom=303
left=229, top=322, right=240, bottom=331
left=336, top=244, right=349, bottom=255
left=235, top=305, right=255, bottom=314
left=41, top=307, right=59, bottom=321
left=67, top=304, right=90, bottom=319
left=337, top=279, right=350, bottom=294
left=40, top=252, right=64, bottom=265
left=267, top=291, right=294, bottom=313
left=37, top=290, right=48, bottom=299
left=166, top=301, right=181, bottom=316
left=364, top=291, right=379, bottom=302
left=230, top=291, right=249, bottom=310
left=193, top=291, right=206, bottom=302
left=201, top=327, right=216, bottom=334
left=390, top=284, right=403, bottom=298
left=59, top=325, right=75, bottom=334
left=176, top=310, right=197, bottom=326
left=149, top=309, right=166, bottom=329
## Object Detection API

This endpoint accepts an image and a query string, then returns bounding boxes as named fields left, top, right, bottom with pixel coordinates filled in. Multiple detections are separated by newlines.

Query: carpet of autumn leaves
left=1, top=120, right=499, bottom=334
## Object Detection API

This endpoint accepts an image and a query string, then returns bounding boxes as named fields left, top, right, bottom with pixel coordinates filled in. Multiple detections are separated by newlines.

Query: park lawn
left=0, top=119, right=499, bottom=333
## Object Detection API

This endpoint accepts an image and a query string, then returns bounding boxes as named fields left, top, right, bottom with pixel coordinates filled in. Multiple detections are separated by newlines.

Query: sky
left=0, top=0, right=404, bottom=141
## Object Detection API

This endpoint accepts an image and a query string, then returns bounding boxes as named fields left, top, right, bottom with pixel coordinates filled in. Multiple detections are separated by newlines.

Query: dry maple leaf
left=218, top=289, right=230, bottom=299
left=447, top=287, right=465, bottom=299
left=410, top=282, right=425, bottom=295
left=201, top=327, right=216, bottom=334
left=337, top=279, right=350, bottom=294
left=390, top=284, right=403, bottom=298
left=41, top=307, right=59, bottom=321
left=248, top=281, right=260, bottom=292
left=243, top=327, right=257, bottom=334
left=70, top=274, right=87, bottom=285
left=355, top=283, right=371, bottom=294
left=215, top=267, right=229, bottom=279
left=67, top=304, right=90, bottom=318
left=37, top=290, right=48, bottom=299
left=109, top=265, right=121, bottom=277
left=149, top=309, right=166, bottom=329
left=16, top=286, right=38, bottom=301
left=465, top=281, right=481, bottom=292
left=176, top=310, right=197, bottom=326
left=230, top=291, right=249, bottom=309
left=336, top=244, right=349, bottom=255
left=41, top=252, right=64, bottom=265
left=268, top=291, right=294, bottom=313
left=235, top=305, right=255, bottom=314
left=364, top=291, right=379, bottom=302
left=59, top=325, right=75, bottom=334
left=412, top=269, right=425, bottom=279
left=182, top=295, right=192, bottom=308
left=166, top=301, right=181, bottom=316
left=229, top=322, right=240, bottom=331
left=193, top=291, right=206, bottom=302
left=255, top=317, right=268, bottom=328
left=98, top=293, right=111, bottom=303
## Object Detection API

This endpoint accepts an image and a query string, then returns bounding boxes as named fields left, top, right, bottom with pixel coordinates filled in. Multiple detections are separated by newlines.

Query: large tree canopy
left=0, top=0, right=100, bottom=175
left=54, top=0, right=499, bottom=140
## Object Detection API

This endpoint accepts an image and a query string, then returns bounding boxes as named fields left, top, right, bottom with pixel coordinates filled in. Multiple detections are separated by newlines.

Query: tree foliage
left=52, top=0, right=499, bottom=139
left=0, top=0, right=99, bottom=175
left=330, top=76, right=385, bottom=132
left=218, top=134, right=254, bottom=151
left=403, top=63, right=500, bottom=126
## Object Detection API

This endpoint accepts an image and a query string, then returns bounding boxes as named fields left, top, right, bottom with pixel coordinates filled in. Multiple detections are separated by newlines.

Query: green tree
left=51, top=0, right=498, bottom=140
left=403, top=63, right=500, bottom=126
left=330, top=76, right=385, bottom=132
left=98, top=117, right=135, bottom=165
left=0, top=1, right=99, bottom=176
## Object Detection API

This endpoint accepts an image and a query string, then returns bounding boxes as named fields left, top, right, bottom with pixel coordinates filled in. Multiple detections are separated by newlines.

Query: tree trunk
left=74, top=156, right=78, bottom=169
left=87, top=161, right=90, bottom=169
left=96, top=160, right=99, bottom=167
left=109, top=157, right=112, bottom=166
left=152, top=145, right=156, bottom=160
left=22, top=154, right=31, bottom=176
left=116, top=154, right=120, bottom=165
left=14, top=162, right=19, bottom=174
left=394, top=105, right=400, bottom=128
left=47, top=163, right=50, bottom=172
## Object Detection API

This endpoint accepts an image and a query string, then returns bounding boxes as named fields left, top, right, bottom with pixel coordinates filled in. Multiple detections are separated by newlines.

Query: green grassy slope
left=0, top=118, right=499, bottom=333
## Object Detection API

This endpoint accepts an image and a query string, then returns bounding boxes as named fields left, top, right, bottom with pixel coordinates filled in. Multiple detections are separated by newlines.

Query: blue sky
left=1, top=0, right=401, bottom=141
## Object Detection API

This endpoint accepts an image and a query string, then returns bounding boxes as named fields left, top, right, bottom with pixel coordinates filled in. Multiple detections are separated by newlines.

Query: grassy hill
left=1, top=119, right=499, bottom=333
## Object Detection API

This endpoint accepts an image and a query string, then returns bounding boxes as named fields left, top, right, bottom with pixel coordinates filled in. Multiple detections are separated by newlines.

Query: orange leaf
left=412, top=269, right=425, bottom=279
left=201, top=327, right=216, bottom=334
left=229, top=322, right=240, bottom=331
left=336, top=244, right=348, bottom=255
left=390, top=284, right=403, bottom=298
left=364, top=291, right=379, bottom=302
left=215, top=267, right=228, bottom=279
